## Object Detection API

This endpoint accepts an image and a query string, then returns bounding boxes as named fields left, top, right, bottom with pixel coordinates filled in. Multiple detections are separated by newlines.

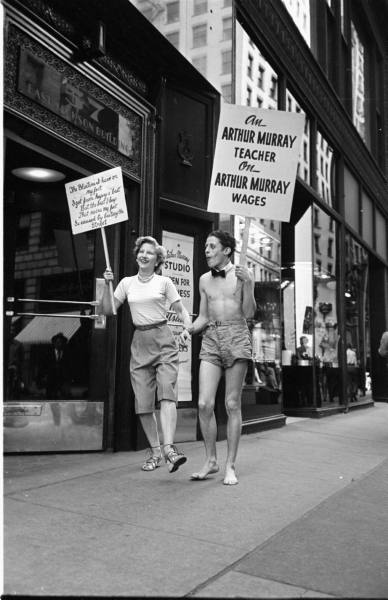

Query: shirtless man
left=180, top=230, right=256, bottom=485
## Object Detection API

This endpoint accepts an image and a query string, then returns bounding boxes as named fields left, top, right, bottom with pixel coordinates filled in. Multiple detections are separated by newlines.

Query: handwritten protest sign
left=207, top=104, right=305, bottom=222
left=65, top=167, right=129, bottom=315
left=65, top=167, right=128, bottom=235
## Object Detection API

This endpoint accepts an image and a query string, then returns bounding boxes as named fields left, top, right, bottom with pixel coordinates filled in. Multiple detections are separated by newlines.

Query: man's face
left=205, top=236, right=230, bottom=269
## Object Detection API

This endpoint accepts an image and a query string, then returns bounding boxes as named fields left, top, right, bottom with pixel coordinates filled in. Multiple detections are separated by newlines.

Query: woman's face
left=137, top=242, right=158, bottom=271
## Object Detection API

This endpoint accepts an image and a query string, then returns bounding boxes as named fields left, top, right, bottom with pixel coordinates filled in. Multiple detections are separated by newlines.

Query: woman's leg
left=159, top=399, right=177, bottom=453
left=138, top=412, right=161, bottom=456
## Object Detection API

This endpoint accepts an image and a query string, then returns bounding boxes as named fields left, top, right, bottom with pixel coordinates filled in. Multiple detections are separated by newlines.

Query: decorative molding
left=4, top=26, right=142, bottom=178
left=11, top=0, right=148, bottom=97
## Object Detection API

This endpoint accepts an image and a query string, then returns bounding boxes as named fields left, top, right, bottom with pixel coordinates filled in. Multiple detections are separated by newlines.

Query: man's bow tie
left=211, top=269, right=226, bottom=278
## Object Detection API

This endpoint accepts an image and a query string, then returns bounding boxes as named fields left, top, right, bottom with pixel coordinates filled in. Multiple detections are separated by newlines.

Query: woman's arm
left=96, top=269, right=122, bottom=316
left=170, top=299, right=192, bottom=330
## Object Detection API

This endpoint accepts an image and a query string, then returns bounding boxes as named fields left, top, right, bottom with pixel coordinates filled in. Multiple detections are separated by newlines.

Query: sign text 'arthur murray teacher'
left=207, top=105, right=305, bottom=222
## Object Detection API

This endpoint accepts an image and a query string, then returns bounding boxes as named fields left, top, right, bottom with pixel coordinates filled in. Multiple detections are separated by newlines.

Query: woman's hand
left=103, top=268, right=114, bottom=283
left=180, top=326, right=193, bottom=347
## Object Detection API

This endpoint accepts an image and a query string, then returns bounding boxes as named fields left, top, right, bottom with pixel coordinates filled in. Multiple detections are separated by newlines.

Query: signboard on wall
left=162, top=231, right=194, bottom=403
left=207, top=104, right=305, bottom=222
left=18, top=48, right=134, bottom=158
left=65, top=167, right=128, bottom=234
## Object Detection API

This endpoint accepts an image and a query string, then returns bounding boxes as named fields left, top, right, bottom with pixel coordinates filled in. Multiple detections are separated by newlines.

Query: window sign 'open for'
left=65, top=167, right=128, bottom=235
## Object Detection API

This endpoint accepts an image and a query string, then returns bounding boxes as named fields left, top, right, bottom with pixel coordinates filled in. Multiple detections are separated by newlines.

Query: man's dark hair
left=209, top=230, right=236, bottom=257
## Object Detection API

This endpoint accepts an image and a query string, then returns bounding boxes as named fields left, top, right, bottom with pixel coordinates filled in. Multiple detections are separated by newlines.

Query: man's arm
left=235, top=265, right=256, bottom=318
left=96, top=269, right=122, bottom=316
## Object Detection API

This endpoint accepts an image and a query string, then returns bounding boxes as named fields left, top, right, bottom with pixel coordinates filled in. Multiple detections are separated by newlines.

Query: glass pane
left=375, top=208, right=387, bottom=261
left=316, top=130, right=336, bottom=208
left=287, top=90, right=310, bottom=186
left=361, top=190, right=373, bottom=247
left=344, top=233, right=370, bottom=402
left=234, top=217, right=283, bottom=419
left=313, top=206, right=342, bottom=406
left=344, top=165, right=359, bottom=232
left=351, top=21, right=365, bottom=137
left=281, top=207, right=315, bottom=410
left=5, top=159, right=96, bottom=403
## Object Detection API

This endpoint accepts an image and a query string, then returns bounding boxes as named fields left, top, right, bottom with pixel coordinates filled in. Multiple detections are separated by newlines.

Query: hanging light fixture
left=12, top=167, right=66, bottom=182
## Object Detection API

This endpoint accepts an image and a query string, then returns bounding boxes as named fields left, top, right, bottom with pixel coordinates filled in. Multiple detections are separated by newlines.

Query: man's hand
left=235, top=265, right=253, bottom=283
left=179, top=327, right=193, bottom=347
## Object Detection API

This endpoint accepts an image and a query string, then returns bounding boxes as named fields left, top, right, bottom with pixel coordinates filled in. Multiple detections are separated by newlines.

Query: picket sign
left=65, top=166, right=129, bottom=316
left=235, top=216, right=253, bottom=295
left=207, top=104, right=305, bottom=293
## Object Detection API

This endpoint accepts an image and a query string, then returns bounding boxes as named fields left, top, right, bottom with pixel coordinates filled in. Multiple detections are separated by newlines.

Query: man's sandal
left=163, top=444, right=187, bottom=473
left=141, top=448, right=162, bottom=471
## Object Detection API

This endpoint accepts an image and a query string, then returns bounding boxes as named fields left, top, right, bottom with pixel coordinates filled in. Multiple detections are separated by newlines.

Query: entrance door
left=4, top=137, right=110, bottom=452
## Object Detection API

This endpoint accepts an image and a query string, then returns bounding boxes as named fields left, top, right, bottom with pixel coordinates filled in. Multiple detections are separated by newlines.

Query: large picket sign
left=207, top=104, right=305, bottom=223
left=65, top=167, right=129, bottom=314
left=65, top=167, right=128, bottom=234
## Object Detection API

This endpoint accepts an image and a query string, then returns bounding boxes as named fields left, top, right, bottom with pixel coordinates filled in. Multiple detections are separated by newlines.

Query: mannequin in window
left=296, top=336, right=311, bottom=362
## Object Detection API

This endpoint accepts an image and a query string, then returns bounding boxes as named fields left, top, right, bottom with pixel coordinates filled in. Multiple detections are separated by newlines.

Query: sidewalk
left=3, top=403, right=388, bottom=598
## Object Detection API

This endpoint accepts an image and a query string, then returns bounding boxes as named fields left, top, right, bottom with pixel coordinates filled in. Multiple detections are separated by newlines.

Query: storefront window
left=313, top=206, right=342, bottom=406
left=234, top=217, right=282, bottom=419
left=281, top=205, right=343, bottom=411
left=4, top=143, right=98, bottom=406
left=316, top=130, right=336, bottom=208
left=344, top=233, right=370, bottom=401
left=344, top=165, right=359, bottom=232
left=281, top=207, right=315, bottom=410
left=286, top=89, right=310, bottom=185
left=351, top=21, right=370, bottom=148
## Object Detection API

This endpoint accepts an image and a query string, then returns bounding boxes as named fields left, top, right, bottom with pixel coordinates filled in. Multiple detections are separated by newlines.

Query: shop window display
left=344, top=233, right=370, bottom=401
left=234, top=217, right=282, bottom=419
left=281, top=205, right=343, bottom=411
left=313, top=207, right=341, bottom=406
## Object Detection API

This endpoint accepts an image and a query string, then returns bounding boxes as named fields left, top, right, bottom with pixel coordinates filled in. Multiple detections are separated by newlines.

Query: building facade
left=3, top=0, right=220, bottom=452
left=3, top=0, right=388, bottom=454
left=131, top=0, right=388, bottom=419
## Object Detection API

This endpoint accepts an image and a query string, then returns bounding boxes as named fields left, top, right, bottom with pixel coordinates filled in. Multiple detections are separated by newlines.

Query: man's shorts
left=199, top=319, right=252, bottom=369
left=130, top=324, right=179, bottom=414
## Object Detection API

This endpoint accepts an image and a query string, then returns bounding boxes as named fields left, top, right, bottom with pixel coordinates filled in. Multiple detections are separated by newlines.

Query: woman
left=99, top=236, right=192, bottom=473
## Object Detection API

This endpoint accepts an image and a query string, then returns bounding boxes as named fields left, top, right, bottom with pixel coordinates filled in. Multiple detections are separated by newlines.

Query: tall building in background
left=131, top=0, right=312, bottom=283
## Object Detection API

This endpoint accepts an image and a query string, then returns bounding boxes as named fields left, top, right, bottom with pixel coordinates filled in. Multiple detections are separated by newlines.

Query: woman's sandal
left=141, top=447, right=162, bottom=471
left=163, top=444, right=187, bottom=473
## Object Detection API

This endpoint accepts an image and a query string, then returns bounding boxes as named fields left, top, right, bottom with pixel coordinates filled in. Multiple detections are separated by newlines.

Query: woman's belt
left=134, top=320, right=167, bottom=331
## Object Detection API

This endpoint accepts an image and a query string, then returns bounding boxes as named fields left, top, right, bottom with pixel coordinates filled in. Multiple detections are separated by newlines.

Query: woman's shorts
left=199, top=319, right=252, bottom=369
left=130, top=324, right=179, bottom=414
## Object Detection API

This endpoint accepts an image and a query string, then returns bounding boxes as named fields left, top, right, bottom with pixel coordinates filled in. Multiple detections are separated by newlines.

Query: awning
left=15, top=312, right=81, bottom=345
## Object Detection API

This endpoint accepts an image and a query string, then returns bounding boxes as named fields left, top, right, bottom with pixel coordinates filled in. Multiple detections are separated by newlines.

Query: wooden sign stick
left=100, top=227, right=117, bottom=315
left=235, top=216, right=253, bottom=295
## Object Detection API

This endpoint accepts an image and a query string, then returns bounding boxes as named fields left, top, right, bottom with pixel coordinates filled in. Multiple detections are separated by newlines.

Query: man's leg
left=191, top=361, right=222, bottom=480
left=223, top=360, right=248, bottom=485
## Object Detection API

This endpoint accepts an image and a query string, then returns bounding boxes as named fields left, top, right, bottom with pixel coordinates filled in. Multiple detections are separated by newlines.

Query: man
left=180, top=230, right=256, bottom=485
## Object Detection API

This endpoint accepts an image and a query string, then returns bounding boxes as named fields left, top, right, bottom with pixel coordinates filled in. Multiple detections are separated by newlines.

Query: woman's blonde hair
left=133, top=236, right=167, bottom=272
